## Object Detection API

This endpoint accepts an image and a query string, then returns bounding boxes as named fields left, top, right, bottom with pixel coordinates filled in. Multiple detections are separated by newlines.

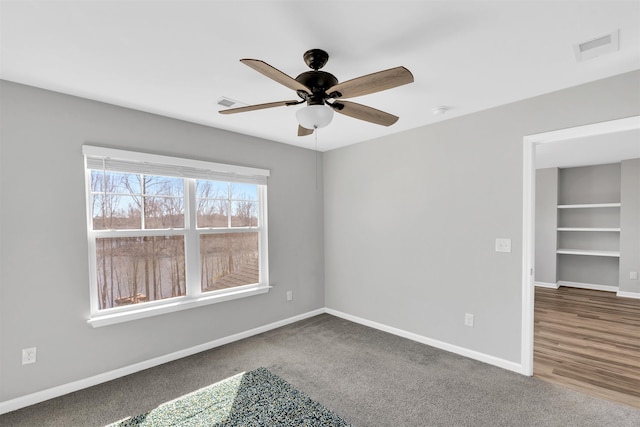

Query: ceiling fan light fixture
left=222, top=50, right=414, bottom=136
left=296, top=104, right=334, bottom=129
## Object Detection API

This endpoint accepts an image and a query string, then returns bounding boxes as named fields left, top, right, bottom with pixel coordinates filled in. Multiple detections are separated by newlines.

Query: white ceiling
left=536, top=128, right=640, bottom=169
left=1, top=1, right=639, bottom=152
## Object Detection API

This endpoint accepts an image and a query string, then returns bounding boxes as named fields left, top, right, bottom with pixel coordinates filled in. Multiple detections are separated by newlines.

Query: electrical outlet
left=495, top=238, right=511, bottom=253
left=630, top=271, right=638, bottom=280
left=286, top=291, right=293, bottom=301
left=464, top=313, right=474, bottom=327
left=22, top=347, right=37, bottom=365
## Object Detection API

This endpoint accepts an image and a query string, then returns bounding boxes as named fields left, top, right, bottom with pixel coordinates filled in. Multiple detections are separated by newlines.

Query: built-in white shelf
left=557, top=248, right=620, bottom=257
left=557, top=203, right=621, bottom=209
left=557, top=227, right=621, bottom=232
left=552, top=164, right=624, bottom=290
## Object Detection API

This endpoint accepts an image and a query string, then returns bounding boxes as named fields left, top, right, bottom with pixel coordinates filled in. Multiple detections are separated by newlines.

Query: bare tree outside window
left=197, top=180, right=260, bottom=291
left=196, top=180, right=228, bottom=227
left=84, top=146, right=269, bottom=319
left=95, top=236, right=185, bottom=309
left=200, top=233, right=258, bottom=291
left=90, top=172, right=186, bottom=309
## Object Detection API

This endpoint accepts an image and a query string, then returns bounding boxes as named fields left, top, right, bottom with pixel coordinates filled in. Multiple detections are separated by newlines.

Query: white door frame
left=521, top=115, right=640, bottom=376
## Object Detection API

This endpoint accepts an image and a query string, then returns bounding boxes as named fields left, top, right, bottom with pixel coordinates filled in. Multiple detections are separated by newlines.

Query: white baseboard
left=616, top=290, right=640, bottom=299
left=0, top=308, right=324, bottom=415
left=557, top=280, right=618, bottom=293
left=534, top=281, right=559, bottom=289
left=1, top=306, right=529, bottom=415
left=324, top=308, right=524, bottom=375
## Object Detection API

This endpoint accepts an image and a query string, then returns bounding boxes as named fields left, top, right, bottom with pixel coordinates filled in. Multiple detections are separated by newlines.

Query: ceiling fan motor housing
left=295, top=71, right=339, bottom=105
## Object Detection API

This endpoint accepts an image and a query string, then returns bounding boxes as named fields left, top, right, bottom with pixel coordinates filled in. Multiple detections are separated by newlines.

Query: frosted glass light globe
left=296, top=105, right=334, bottom=129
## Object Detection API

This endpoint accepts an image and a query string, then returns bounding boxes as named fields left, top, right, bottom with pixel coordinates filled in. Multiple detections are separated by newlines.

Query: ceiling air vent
left=217, top=97, right=238, bottom=108
left=574, top=30, right=619, bottom=62
left=218, top=97, right=248, bottom=109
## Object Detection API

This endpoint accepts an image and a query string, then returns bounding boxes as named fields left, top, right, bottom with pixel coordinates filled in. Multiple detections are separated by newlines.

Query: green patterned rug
left=106, top=367, right=351, bottom=426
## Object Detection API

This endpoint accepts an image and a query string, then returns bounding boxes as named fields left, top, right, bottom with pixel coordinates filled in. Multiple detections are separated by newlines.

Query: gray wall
left=558, top=163, right=621, bottom=205
left=535, top=168, right=558, bottom=285
left=323, top=70, right=640, bottom=364
left=620, top=158, right=640, bottom=293
left=2, top=70, right=639, bottom=403
left=0, top=81, right=325, bottom=402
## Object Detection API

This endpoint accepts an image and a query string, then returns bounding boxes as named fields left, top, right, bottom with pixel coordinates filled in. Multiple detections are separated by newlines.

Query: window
left=83, top=146, right=269, bottom=326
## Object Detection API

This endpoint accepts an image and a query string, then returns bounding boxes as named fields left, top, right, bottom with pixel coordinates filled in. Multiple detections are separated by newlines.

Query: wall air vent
left=573, top=30, right=619, bottom=62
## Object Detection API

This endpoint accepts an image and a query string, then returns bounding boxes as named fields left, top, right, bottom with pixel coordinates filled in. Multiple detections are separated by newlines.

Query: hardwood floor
left=534, top=286, right=640, bottom=409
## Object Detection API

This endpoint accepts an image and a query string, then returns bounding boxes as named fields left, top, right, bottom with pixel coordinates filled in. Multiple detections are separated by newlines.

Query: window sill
left=87, top=285, right=271, bottom=328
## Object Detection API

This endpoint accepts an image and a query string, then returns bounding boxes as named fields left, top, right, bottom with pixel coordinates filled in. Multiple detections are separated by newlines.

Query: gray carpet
left=2, top=314, right=639, bottom=426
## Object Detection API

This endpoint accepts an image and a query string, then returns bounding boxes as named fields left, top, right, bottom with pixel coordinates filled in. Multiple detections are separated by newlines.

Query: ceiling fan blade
left=333, top=101, right=399, bottom=126
left=241, top=59, right=310, bottom=93
left=219, top=100, right=299, bottom=115
left=298, top=125, right=314, bottom=137
left=327, top=66, right=414, bottom=99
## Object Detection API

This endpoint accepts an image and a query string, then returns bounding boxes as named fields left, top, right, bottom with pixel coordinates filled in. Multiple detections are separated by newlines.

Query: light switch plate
left=464, top=313, right=474, bottom=327
left=495, top=238, right=511, bottom=253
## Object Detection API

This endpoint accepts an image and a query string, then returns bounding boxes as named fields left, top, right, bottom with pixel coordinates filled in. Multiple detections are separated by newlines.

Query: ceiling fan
left=219, top=49, right=414, bottom=136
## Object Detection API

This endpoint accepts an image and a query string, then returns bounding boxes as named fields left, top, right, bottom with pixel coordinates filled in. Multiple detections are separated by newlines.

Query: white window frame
left=82, top=145, right=270, bottom=327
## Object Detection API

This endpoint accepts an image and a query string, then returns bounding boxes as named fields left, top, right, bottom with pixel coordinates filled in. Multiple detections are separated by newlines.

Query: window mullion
left=258, top=185, right=269, bottom=285
left=185, top=179, right=201, bottom=298
left=140, top=174, right=146, bottom=230
left=227, top=182, right=232, bottom=228
left=90, top=228, right=185, bottom=238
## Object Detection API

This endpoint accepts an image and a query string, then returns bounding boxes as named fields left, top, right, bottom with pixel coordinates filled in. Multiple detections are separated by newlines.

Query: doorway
left=521, top=115, right=640, bottom=376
